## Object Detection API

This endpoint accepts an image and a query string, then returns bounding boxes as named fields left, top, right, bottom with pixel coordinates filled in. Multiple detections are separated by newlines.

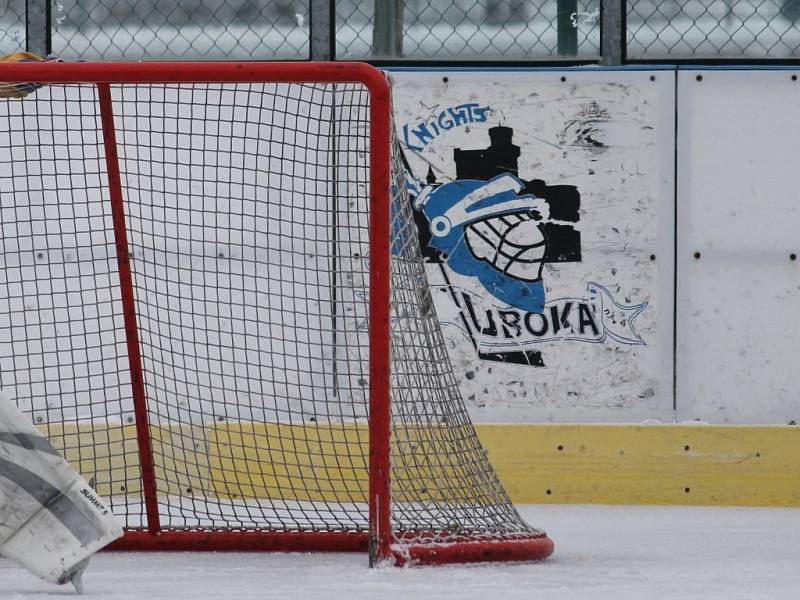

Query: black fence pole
left=557, top=0, right=578, bottom=57
left=373, top=0, right=405, bottom=58
left=310, top=0, right=334, bottom=60
left=26, top=0, right=51, bottom=57
left=601, top=0, right=627, bottom=65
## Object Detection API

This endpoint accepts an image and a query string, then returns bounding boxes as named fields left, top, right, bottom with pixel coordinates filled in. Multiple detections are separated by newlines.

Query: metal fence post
left=373, top=0, right=404, bottom=58
left=25, top=0, right=52, bottom=56
left=557, top=0, right=578, bottom=57
left=601, top=0, right=626, bottom=65
left=26, top=0, right=51, bottom=57
left=310, top=0, right=334, bottom=60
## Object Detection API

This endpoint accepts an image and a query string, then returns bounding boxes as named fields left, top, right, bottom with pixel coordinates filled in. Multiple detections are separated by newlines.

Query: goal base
left=391, top=535, right=555, bottom=566
left=109, top=530, right=554, bottom=566
left=110, top=530, right=368, bottom=553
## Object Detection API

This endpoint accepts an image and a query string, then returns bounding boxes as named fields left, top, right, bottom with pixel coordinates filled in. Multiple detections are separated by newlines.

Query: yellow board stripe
left=208, top=422, right=369, bottom=502
left=41, top=423, right=800, bottom=507
left=477, top=424, right=800, bottom=506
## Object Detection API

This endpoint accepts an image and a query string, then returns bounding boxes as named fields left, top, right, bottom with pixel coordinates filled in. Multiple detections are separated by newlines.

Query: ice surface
left=1, top=503, right=799, bottom=599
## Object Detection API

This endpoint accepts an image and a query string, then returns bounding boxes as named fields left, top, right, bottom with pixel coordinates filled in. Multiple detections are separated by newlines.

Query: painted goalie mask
left=414, top=173, right=548, bottom=314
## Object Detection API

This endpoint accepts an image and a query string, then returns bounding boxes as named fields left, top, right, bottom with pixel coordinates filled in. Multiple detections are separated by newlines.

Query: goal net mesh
left=0, top=80, right=538, bottom=548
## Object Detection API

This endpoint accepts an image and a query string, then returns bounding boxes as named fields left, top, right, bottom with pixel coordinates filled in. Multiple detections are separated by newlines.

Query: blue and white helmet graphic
left=415, top=173, right=549, bottom=313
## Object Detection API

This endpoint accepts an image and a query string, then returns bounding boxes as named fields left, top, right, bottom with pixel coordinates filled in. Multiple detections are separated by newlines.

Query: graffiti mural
left=404, top=123, right=647, bottom=367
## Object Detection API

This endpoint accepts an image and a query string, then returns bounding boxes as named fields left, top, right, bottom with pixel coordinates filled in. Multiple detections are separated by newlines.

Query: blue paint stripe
left=384, top=65, right=677, bottom=73
left=385, top=65, right=798, bottom=73
left=676, top=65, right=800, bottom=71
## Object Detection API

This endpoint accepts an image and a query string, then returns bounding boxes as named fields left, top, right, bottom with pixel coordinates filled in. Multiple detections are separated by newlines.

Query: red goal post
left=0, top=61, right=553, bottom=566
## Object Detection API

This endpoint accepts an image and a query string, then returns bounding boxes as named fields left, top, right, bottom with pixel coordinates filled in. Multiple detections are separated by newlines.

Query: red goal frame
left=0, top=61, right=554, bottom=566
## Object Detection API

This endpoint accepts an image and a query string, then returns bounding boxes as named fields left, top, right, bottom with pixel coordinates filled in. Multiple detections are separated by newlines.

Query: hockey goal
left=0, top=61, right=553, bottom=566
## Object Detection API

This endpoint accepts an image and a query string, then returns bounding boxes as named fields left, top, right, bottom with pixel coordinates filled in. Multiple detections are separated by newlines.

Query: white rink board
left=391, top=70, right=675, bottom=423
left=676, top=70, right=800, bottom=425
left=0, top=70, right=798, bottom=428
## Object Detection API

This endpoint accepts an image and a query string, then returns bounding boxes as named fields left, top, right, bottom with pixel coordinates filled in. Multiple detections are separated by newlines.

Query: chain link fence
left=2, top=0, right=800, bottom=62
left=51, top=0, right=309, bottom=60
left=0, top=0, right=25, bottom=56
left=628, top=0, right=800, bottom=59
left=336, top=0, right=600, bottom=60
